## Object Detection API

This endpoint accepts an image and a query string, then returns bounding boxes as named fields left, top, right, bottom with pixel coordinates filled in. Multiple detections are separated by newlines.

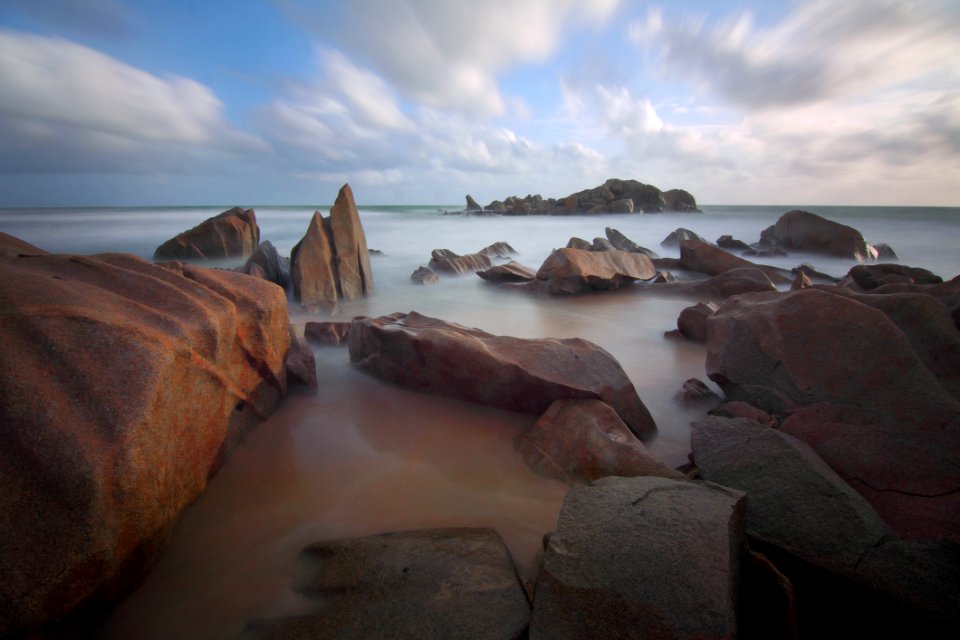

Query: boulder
left=565, top=237, right=591, bottom=250
left=348, top=312, right=656, bottom=439
left=465, top=194, right=483, bottom=210
left=285, top=327, right=317, bottom=392
left=676, top=300, right=719, bottom=343
left=428, top=249, right=492, bottom=274
left=680, top=240, right=791, bottom=284
left=675, top=377, right=720, bottom=406
left=0, top=238, right=289, bottom=637
left=589, top=237, right=616, bottom=251
left=743, top=247, right=788, bottom=258
left=663, top=188, right=701, bottom=212
left=242, top=241, right=291, bottom=290
left=708, top=401, right=777, bottom=427
left=327, top=184, right=373, bottom=300
left=154, top=206, right=259, bottom=260
left=870, top=275, right=960, bottom=330
left=716, top=235, right=752, bottom=252
left=848, top=264, right=942, bottom=291
left=476, top=261, right=537, bottom=283
left=243, top=529, right=529, bottom=640
left=535, top=248, right=655, bottom=294
left=515, top=400, right=682, bottom=484
left=291, top=211, right=338, bottom=309
left=759, top=210, right=876, bottom=260
left=529, top=477, right=745, bottom=640
left=791, top=271, right=813, bottom=290
left=604, top=227, right=659, bottom=258
left=661, top=227, right=709, bottom=247
left=653, top=267, right=778, bottom=298
left=479, top=242, right=518, bottom=259
left=792, top=262, right=840, bottom=284
left=410, top=266, right=439, bottom=284
left=304, top=321, right=352, bottom=346
left=705, top=288, right=960, bottom=540
left=873, top=243, right=898, bottom=260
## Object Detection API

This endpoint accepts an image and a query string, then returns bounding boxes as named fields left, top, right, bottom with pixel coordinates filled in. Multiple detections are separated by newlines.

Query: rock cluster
left=474, top=178, right=701, bottom=215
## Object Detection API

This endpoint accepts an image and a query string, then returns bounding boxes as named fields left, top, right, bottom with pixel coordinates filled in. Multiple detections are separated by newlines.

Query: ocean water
left=2, top=204, right=958, bottom=638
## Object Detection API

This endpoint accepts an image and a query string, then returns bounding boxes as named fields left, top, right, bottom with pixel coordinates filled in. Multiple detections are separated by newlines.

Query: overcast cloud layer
left=0, top=0, right=957, bottom=205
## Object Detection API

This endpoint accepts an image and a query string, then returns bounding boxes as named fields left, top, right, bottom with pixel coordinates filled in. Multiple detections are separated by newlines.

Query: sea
left=1, top=203, right=958, bottom=638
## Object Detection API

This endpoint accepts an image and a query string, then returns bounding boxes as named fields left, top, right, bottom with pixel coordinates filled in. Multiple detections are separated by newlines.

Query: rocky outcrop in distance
left=0, top=233, right=290, bottom=637
left=154, top=206, right=260, bottom=259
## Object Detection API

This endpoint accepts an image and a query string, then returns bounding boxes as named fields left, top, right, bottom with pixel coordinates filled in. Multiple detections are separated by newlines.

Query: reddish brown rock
left=327, top=183, right=373, bottom=300
left=479, top=242, right=518, bottom=259
left=676, top=300, right=719, bottom=343
left=410, top=265, right=439, bottom=284
left=675, top=377, right=720, bottom=406
left=515, top=400, right=682, bottom=484
left=476, top=260, right=537, bottom=283
left=708, top=401, right=777, bottom=427
left=348, top=312, right=656, bottom=439
left=0, top=237, right=289, bottom=637
left=662, top=227, right=709, bottom=247
left=242, top=241, right=290, bottom=290
left=154, top=206, right=260, bottom=259
left=652, top=267, right=778, bottom=298
left=848, top=264, right=942, bottom=290
left=680, top=240, right=791, bottom=284
left=428, top=249, right=493, bottom=274
left=716, top=235, right=752, bottom=252
left=535, top=247, right=655, bottom=294
left=604, top=228, right=658, bottom=258
left=304, top=321, right=352, bottom=346
left=705, top=288, right=960, bottom=540
left=291, top=211, right=337, bottom=309
left=759, top=210, right=875, bottom=260
left=286, top=327, right=317, bottom=392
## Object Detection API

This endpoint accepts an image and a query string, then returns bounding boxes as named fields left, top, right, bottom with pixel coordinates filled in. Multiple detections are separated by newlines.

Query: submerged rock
left=348, top=312, right=656, bottom=438
left=661, top=227, right=709, bottom=247
left=680, top=240, right=791, bottom=284
left=479, top=241, right=519, bottom=259
left=535, top=247, right=656, bottom=294
left=477, top=260, right=537, bottom=283
left=848, top=263, right=942, bottom=291
left=604, top=227, right=659, bottom=258
left=242, top=240, right=291, bottom=290
left=676, top=300, right=719, bottom=343
left=428, top=249, right=493, bottom=274
left=304, top=321, right=352, bottom=346
left=652, top=267, right=778, bottom=298
left=0, top=235, right=289, bottom=637
left=410, top=265, right=439, bottom=284
left=154, top=206, right=259, bottom=260
left=759, top=210, right=877, bottom=260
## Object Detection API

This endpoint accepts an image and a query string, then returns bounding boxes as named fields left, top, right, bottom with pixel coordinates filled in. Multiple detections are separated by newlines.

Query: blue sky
left=0, top=0, right=957, bottom=206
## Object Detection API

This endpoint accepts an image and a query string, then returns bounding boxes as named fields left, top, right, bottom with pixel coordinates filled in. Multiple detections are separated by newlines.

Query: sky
left=0, top=0, right=957, bottom=207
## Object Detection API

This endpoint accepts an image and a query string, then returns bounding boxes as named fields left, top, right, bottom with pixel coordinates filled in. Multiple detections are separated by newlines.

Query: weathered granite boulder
left=675, top=377, right=720, bottom=406
left=705, top=288, right=960, bottom=540
left=652, top=267, right=778, bottom=298
left=869, top=275, right=960, bottom=330
left=154, top=206, right=260, bottom=260
left=348, top=312, right=656, bottom=438
left=663, top=188, right=701, bottom=212
left=242, top=240, right=291, bottom=290
left=848, top=264, right=942, bottom=291
left=529, top=476, right=745, bottom=640
left=535, top=248, right=655, bottom=294
left=661, top=227, right=709, bottom=247
left=604, top=227, right=659, bottom=258
left=242, top=528, right=529, bottom=640
left=428, top=249, right=493, bottom=274
left=0, top=236, right=289, bottom=637
left=477, top=261, right=537, bottom=283
left=290, top=184, right=373, bottom=309
left=759, top=210, right=876, bottom=260
left=515, top=400, right=682, bottom=484
left=676, top=300, right=719, bottom=343
left=589, top=237, right=616, bottom=251
left=716, top=235, right=752, bottom=252
left=680, top=240, right=791, bottom=284
left=304, top=321, right=352, bottom=346
left=410, top=266, right=439, bottom=284
left=479, top=241, right=519, bottom=259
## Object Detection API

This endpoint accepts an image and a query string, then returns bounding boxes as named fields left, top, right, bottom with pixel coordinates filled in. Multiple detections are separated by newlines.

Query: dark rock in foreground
left=154, top=206, right=260, bottom=259
left=535, top=247, right=655, bottom=294
left=243, top=528, right=529, bottom=640
left=676, top=300, right=719, bottom=343
left=348, top=312, right=656, bottom=439
left=529, top=476, right=745, bottom=640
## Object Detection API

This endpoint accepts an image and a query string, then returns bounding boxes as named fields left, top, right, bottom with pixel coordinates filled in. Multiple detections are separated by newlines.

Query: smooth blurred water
left=2, top=203, right=958, bottom=639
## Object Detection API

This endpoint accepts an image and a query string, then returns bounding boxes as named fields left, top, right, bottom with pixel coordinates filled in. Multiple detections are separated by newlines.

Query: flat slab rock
left=348, top=312, right=656, bottom=439
left=535, top=247, right=655, bottom=294
left=242, top=528, right=529, bottom=640
left=530, top=476, right=745, bottom=640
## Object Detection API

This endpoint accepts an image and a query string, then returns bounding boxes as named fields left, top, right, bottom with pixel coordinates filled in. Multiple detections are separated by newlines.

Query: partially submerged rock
left=0, top=237, right=289, bottom=637
left=154, top=206, right=259, bottom=260
left=242, top=240, right=291, bottom=290
left=285, top=327, right=318, bottom=392
left=759, top=210, right=877, bottom=260
left=243, top=528, right=529, bottom=640
left=410, top=266, right=439, bottom=284
left=652, top=267, right=778, bottom=298
left=348, top=312, right=656, bottom=438
left=479, top=241, right=519, bottom=259
left=304, top=321, right=352, bottom=346
left=676, top=300, right=719, bottom=343
left=535, top=247, right=655, bottom=294
left=428, top=249, right=493, bottom=274
left=515, top=399, right=682, bottom=484
left=477, top=260, right=537, bottom=283
left=604, top=227, right=659, bottom=258
left=529, top=476, right=745, bottom=640
left=848, top=264, right=942, bottom=291
left=716, top=234, right=752, bottom=251
left=679, top=240, right=791, bottom=285
left=661, top=227, right=709, bottom=247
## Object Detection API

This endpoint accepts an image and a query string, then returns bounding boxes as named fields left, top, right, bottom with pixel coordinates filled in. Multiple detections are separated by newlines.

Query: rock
left=739, top=548, right=798, bottom=640
left=708, top=401, right=776, bottom=427
left=848, top=264, right=942, bottom=291
left=743, top=247, right=788, bottom=258
left=676, top=300, right=719, bottom=343
left=465, top=194, right=483, bottom=210
left=529, top=476, right=745, bottom=640
left=675, top=377, right=720, bottom=405
left=604, top=227, right=659, bottom=258
left=348, top=312, right=656, bottom=439
left=870, top=275, right=960, bottom=330
left=692, top=416, right=894, bottom=575
left=327, top=184, right=373, bottom=300
left=612, top=179, right=666, bottom=213
left=792, top=262, right=840, bottom=283
left=608, top=198, right=634, bottom=213
left=410, top=266, right=439, bottom=285
left=368, top=248, right=384, bottom=256
left=716, top=235, right=752, bottom=251
left=759, top=210, right=876, bottom=260
left=477, top=261, right=537, bottom=283
left=154, top=206, right=260, bottom=260
left=565, top=237, right=591, bottom=250
left=428, top=249, right=493, bottom=274
left=661, top=227, right=710, bottom=247
left=515, top=399, right=683, bottom=484
left=304, top=321, right=352, bottom=346
left=479, top=242, right=518, bottom=259
left=589, top=237, right=615, bottom=251
left=285, top=327, right=317, bottom=392
left=0, top=238, right=289, bottom=637
left=872, top=243, right=898, bottom=260
left=791, top=271, right=813, bottom=290
left=242, top=241, right=291, bottom=290
left=291, top=211, right=338, bottom=309
left=653, top=271, right=676, bottom=283
left=654, top=267, right=778, bottom=298
left=242, top=528, right=529, bottom=640
left=535, top=248, right=656, bottom=294
left=705, top=288, right=960, bottom=540
left=680, top=240, right=791, bottom=284
left=663, top=188, right=701, bottom=212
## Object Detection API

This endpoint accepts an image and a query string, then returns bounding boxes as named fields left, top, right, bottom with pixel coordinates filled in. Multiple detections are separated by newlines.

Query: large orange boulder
left=348, top=312, right=656, bottom=439
left=154, top=206, right=259, bottom=259
left=0, top=234, right=289, bottom=636
left=759, top=210, right=876, bottom=260
left=535, top=247, right=655, bottom=294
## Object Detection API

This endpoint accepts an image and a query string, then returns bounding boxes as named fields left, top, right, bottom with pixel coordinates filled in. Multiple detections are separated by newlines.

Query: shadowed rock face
left=679, top=240, right=791, bottom=285
left=348, top=312, right=656, bottom=439
left=154, top=207, right=260, bottom=259
left=242, top=528, right=530, bottom=640
left=535, top=247, right=656, bottom=294
left=0, top=235, right=289, bottom=637
left=759, top=210, right=875, bottom=260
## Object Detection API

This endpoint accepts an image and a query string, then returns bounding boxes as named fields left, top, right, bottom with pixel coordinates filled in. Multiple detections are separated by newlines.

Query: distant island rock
left=465, top=178, right=701, bottom=215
